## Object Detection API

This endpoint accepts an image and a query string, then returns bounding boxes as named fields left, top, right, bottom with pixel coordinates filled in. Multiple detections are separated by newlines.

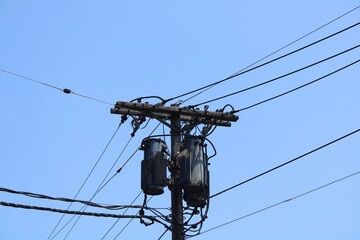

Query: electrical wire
left=0, top=187, right=166, bottom=211
left=162, top=19, right=360, bottom=104
left=210, top=128, right=359, bottom=199
left=113, top=195, right=155, bottom=239
left=157, top=228, right=169, bottom=240
left=46, top=123, right=123, bottom=239
left=0, top=69, right=113, bottom=106
left=0, top=201, right=168, bottom=228
left=232, top=59, right=360, bottom=113
left=61, top=136, right=134, bottom=239
left=189, top=45, right=359, bottom=107
left=100, top=191, right=143, bottom=240
left=57, top=123, right=161, bottom=239
left=188, top=170, right=360, bottom=238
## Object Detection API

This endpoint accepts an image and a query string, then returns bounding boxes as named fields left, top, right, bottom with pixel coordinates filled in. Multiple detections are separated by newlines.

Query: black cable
left=232, top=59, right=360, bottom=113
left=163, top=20, right=360, bottom=104
left=61, top=136, right=134, bottom=239
left=46, top=123, right=123, bottom=239
left=157, top=228, right=169, bottom=240
left=113, top=195, right=155, bottom=239
left=188, top=170, right=360, bottom=238
left=57, top=123, right=161, bottom=239
left=100, top=191, right=143, bottom=240
left=0, top=69, right=113, bottom=106
left=0, top=187, right=165, bottom=211
left=190, top=45, right=359, bottom=107
left=210, top=129, right=359, bottom=199
left=0, top=201, right=168, bottom=227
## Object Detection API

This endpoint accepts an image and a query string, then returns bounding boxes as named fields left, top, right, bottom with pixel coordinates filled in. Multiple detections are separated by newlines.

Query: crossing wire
left=46, top=123, right=123, bottom=239
left=210, top=128, right=359, bottom=199
left=162, top=20, right=360, bottom=105
left=232, top=59, right=359, bottom=113
left=61, top=136, right=134, bottom=240
left=56, top=123, right=161, bottom=239
left=0, top=69, right=113, bottom=106
left=189, top=45, right=359, bottom=108
left=188, top=170, right=360, bottom=238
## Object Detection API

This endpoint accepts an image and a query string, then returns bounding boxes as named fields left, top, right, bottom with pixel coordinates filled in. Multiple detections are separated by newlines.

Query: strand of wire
left=113, top=195, right=155, bottom=240
left=177, top=6, right=360, bottom=104
left=50, top=135, right=135, bottom=239
left=61, top=136, right=134, bottom=239
left=158, top=228, right=170, bottom=240
left=59, top=123, right=161, bottom=239
left=189, top=45, right=359, bottom=108
left=0, top=187, right=168, bottom=211
left=0, top=69, right=113, bottom=106
left=188, top=170, right=360, bottom=238
left=46, top=123, right=123, bottom=239
left=163, top=20, right=360, bottom=104
left=0, top=201, right=169, bottom=229
left=232, top=59, right=360, bottom=113
left=210, top=128, right=359, bottom=199
left=100, top=191, right=143, bottom=240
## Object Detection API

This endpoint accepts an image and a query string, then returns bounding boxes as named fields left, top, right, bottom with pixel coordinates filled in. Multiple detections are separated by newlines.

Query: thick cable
left=210, top=129, right=359, bottom=199
left=163, top=20, right=360, bottom=104
left=190, top=45, right=359, bottom=107
left=188, top=170, right=360, bottom=238
left=233, top=59, right=360, bottom=113
left=0, top=201, right=169, bottom=229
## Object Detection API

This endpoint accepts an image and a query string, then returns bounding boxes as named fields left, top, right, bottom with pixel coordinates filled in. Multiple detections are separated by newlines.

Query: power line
left=232, top=59, right=360, bottom=113
left=163, top=20, right=360, bottom=104
left=112, top=195, right=155, bottom=240
left=177, top=5, right=360, bottom=104
left=0, top=68, right=113, bottom=106
left=58, top=123, right=161, bottom=239
left=0, top=201, right=165, bottom=225
left=61, top=136, right=134, bottom=239
left=100, top=191, right=143, bottom=240
left=189, top=45, right=359, bottom=108
left=46, top=123, right=123, bottom=239
left=0, top=187, right=166, bottom=211
left=210, top=128, right=359, bottom=199
left=188, top=170, right=360, bottom=238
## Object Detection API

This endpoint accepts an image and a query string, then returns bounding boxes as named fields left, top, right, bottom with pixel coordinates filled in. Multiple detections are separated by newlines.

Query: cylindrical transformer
left=141, top=138, right=168, bottom=195
left=180, top=136, right=209, bottom=207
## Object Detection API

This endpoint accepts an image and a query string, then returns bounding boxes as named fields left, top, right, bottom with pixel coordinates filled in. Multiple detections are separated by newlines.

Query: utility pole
left=111, top=101, right=238, bottom=240
left=170, top=114, right=184, bottom=240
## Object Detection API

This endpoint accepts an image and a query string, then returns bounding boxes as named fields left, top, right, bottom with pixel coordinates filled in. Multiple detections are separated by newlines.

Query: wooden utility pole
left=111, top=101, right=238, bottom=240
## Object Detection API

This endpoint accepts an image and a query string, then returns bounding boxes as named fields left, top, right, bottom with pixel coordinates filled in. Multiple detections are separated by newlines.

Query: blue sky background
left=0, top=1, right=359, bottom=239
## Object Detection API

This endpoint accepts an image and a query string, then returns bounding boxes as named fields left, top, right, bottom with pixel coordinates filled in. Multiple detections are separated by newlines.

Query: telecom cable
left=232, top=59, right=359, bottom=113
left=188, top=170, right=360, bottom=238
left=210, top=128, right=359, bottom=199
left=0, top=69, right=113, bottom=106
left=46, top=123, right=123, bottom=240
left=189, top=45, right=359, bottom=108
left=162, top=20, right=360, bottom=105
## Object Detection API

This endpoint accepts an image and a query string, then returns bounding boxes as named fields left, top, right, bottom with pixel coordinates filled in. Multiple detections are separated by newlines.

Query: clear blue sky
left=0, top=1, right=359, bottom=239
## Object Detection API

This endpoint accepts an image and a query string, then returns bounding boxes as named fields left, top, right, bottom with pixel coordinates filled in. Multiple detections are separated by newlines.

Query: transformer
left=140, top=138, right=168, bottom=195
left=180, top=136, right=209, bottom=207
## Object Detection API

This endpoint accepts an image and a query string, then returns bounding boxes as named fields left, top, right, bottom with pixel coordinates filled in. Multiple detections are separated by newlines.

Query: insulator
left=141, top=138, right=168, bottom=195
left=180, top=136, right=209, bottom=207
